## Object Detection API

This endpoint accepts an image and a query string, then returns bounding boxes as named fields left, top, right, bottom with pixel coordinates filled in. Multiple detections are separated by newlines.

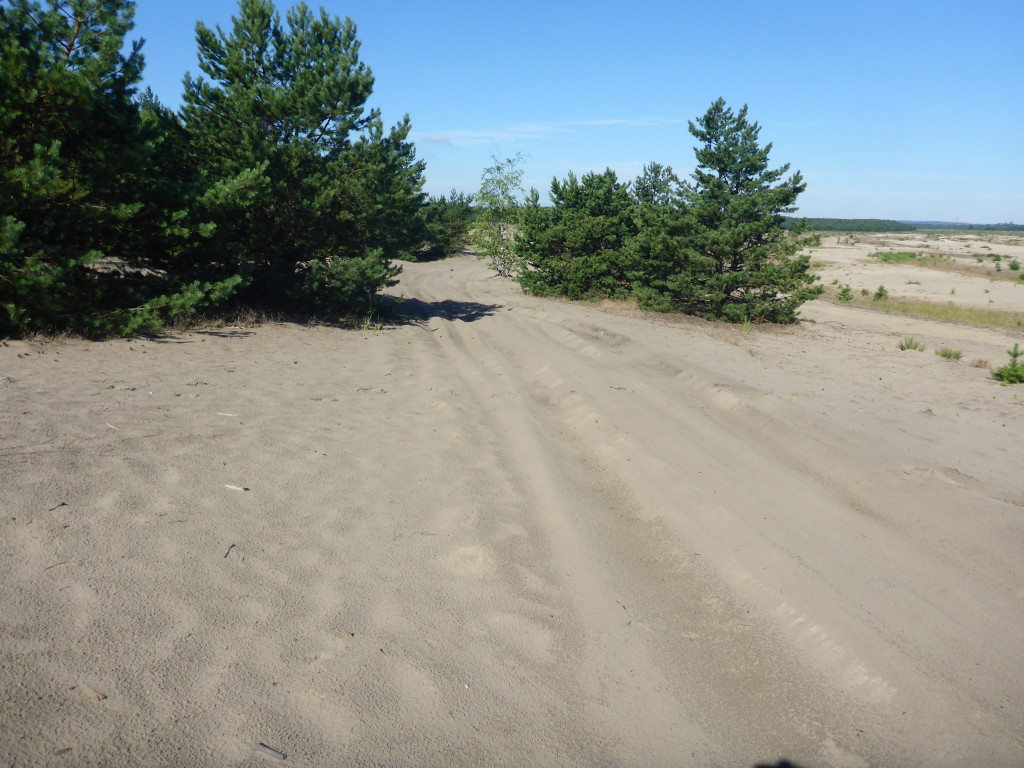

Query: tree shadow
left=389, top=297, right=502, bottom=326
left=144, top=327, right=256, bottom=343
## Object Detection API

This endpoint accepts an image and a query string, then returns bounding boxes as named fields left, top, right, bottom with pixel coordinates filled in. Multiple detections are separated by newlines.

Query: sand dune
left=2, top=249, right=1023, bottom=766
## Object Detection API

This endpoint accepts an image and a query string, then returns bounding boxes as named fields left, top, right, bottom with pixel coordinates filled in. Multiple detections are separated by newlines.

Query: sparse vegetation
left=935, top=347, right=962, bottom=361
left=837, top=285, right=854, bottom=302
left=899, top=336, right=926, bottom=351
left=874, top=285, right=889, bottom=300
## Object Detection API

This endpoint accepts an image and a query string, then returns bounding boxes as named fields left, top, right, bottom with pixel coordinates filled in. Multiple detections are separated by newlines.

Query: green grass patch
left=824, top=293, right=1024, bottom=328
left=869, top=251, right=922, bottom=263
left=935, top=347, right=963, bottom=360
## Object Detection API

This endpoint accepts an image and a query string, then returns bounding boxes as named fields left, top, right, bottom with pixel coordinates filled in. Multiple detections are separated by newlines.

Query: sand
left=2, top=239, right=1023, bottom=766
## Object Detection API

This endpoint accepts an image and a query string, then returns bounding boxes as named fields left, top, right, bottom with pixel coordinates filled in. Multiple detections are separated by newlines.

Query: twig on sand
left=77, top=684, right=106, bottom=701
left=252, top=742, right=286, bottom=760
left=224, top=543, right=236, bottom=559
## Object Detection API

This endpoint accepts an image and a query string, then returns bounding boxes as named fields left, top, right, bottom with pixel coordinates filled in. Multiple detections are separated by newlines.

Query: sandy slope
left=2, top=253, right=1023, bottom=767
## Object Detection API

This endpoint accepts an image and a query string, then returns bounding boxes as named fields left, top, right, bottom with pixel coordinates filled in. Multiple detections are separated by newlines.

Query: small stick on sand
left=252, top=742, right=286, bottom=760
left=78, top=684, right=106, bottom=701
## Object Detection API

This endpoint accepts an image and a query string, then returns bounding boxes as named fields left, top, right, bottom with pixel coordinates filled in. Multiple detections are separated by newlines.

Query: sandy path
left=2, top=255, right=1023, bottom=766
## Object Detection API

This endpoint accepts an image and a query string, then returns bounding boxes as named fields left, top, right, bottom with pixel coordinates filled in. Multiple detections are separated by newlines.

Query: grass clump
left=899, top=336, right=926, bottom=351
left=935, top=347, right=962, bottom=361
left=870, top=251, right=920, bottom=263
left=992, top=344, right=1024, bottom=384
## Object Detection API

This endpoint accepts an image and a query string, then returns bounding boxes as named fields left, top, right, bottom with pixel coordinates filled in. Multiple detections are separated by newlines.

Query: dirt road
left=2, top=254, right=1023, bottom=766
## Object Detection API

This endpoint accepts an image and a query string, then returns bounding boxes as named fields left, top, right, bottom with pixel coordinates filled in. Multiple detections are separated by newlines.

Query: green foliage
left=517, top=169, right=638, bottom=299
left=634, top=99, right=822, bottom=322
left=2, top=0, right=426, bottom=336
left=873, top=285, right=889, bottom=300
left=632, top=161, right=679, bottom=208
left=498, top=100, right=822, bottom=323
left=992, top=344, right=1024, bottom=384
left=1009, top=259, right=1021, bottom=271
left=180, top=0, right=424, bottom=312
left=419, top=190, right=474, bottom=258
left=471, top=153, right=524, bottom=277
left=935, top=347, right=962, bottom=360
left=0, top=0, right=189, bottom=336
left=837, top=284, right=854, bottom=302
left=898, top=337, right=926, bottom=351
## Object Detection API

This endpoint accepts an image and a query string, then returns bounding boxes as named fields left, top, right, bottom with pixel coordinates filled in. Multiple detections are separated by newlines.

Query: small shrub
left=992, top=344, right=1024, bottom=384
left=1010, top=259, right=1021, bottom=271
left=837, top=284, right=854, bottom=302
left=873, top=285, right=889, bottom=300
left=860, top=288, right=869, bottom=296
left=971, top=359, right=991, bottom=369
left=899, top=336, right=926, bottom=351
left=935, top=347, right=962, bottom=361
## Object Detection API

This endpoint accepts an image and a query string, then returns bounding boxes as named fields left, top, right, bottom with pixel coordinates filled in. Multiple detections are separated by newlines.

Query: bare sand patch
left=2, top=248, right=1023, bottom=766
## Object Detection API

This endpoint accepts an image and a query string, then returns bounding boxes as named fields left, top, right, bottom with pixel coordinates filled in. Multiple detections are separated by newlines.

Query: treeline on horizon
left=782, top=218, right=1024, bottom=232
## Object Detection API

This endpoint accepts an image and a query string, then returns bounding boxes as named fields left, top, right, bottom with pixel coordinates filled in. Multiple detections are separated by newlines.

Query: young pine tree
left=181, top=0, right=425, bottom=315
left=517, top=169, right=637, bottom=299
left=634, top=99, right=821, bottom=322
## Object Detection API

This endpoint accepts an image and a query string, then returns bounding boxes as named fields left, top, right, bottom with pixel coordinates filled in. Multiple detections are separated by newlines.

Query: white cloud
left=413, top=116, right=684, bottom=147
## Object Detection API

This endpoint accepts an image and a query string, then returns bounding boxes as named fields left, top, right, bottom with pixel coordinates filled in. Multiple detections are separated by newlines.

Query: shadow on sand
left=390, top=297, right=502, bottom=326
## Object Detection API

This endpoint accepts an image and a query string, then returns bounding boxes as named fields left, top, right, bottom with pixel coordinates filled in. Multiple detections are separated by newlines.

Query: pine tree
left=0, top=1, right=240, bottom=336
left=181, top=0, right=425, bottom=315
left=633, top=161, right=679, bottom=208
left=1, top=0, right=148, bottom=333
left=517, top=169, right=637, bottom=299
left=634, top=99, right=821, bottom=322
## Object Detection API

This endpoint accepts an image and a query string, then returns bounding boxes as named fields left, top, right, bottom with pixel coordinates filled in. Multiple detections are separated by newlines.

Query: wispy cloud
left=413, top=116, right=683, bottom=147
left=571, top=117, right=688, bottom=128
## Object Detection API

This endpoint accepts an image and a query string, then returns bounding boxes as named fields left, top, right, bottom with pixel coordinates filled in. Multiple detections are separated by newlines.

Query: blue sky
left=131, top=0, right=1022, bottom=223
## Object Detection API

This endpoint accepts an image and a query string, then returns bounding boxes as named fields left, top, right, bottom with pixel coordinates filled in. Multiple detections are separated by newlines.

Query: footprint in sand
left=442, top=545, right=494, bottom=578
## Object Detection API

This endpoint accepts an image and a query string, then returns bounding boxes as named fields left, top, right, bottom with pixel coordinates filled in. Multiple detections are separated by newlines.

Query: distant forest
left=784, top=218, right=1024, bottom=232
